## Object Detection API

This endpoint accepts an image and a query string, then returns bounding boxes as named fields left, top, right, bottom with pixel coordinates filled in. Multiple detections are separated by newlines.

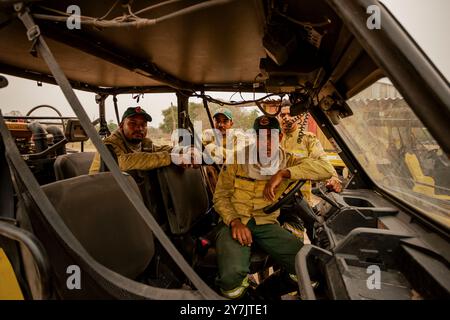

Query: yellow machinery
left=404, top=152, right=450, bottom=201
left=0, top=248, right=24, bottom=300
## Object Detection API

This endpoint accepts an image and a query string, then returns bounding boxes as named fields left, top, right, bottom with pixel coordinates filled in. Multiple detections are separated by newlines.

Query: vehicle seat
left=41, top=172, right=154, bottom=279
left=157, top=165, right=210, bottom=235
left=156, top=165, right=271, bottom=273
left=53, top=152, right=95, bottom=180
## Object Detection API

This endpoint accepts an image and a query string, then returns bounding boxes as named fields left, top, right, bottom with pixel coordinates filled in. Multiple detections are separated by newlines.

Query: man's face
left=279, top=107, right=298, bottom=132
left=214, top=114, right=233, bottom=136
left=256, top=130, right=283, bottom=158
left=120, top=114, right=148, bottom=143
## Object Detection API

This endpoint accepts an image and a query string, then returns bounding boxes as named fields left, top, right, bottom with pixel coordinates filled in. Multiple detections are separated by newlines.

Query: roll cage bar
left=6, top=3, right=222, bottom=299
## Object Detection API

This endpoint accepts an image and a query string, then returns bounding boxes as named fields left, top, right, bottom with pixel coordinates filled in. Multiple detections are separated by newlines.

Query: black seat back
left=53, top=152, right=95, bottom=180
left=41, top=172, right=154, bottom=279
left=1, top=117, right=206, bottom=299
left=157, top=165, right=209, bottom=235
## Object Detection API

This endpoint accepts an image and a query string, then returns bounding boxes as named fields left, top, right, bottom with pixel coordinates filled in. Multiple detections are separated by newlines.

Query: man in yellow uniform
left=213, top=116, right=334, bottom=299
left=202, top=108, right=251, bottom=193
left=278, top=106, right=342, bottom=202
left=89, top=106, right=176, bottom=174
left=276, top=105, right=342, bottom=242
left=202, top=108, right=250, bottom=164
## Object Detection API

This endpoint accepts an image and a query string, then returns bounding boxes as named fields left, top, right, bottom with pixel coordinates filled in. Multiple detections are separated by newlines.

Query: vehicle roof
left=0, top=0, right=368, bottom=95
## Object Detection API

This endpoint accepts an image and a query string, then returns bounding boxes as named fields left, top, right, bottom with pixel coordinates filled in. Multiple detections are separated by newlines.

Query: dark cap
left=121, top=106, right=152, bottom=122
left=253, top=115, right=281, bottom=132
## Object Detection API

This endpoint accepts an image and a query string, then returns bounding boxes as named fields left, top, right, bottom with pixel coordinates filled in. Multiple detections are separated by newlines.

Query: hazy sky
left=0, top=0, right=448, bottom=126
left=381, top=0, right=449, bottom=79
left=0, top=76, right=262, bottom=127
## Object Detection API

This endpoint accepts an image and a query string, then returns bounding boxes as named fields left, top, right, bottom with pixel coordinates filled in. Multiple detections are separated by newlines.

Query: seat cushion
left=54, top=152, right=95, bottom=180
left=42, top=172, right=154, bottom=279
left=157, top=165, right=209, bottom=235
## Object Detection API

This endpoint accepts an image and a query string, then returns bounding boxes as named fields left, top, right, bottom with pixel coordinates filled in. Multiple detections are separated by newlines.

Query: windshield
left=335, top=78, right=450, bottom=227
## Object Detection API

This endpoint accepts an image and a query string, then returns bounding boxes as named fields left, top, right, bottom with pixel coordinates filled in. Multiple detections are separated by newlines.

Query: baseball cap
left=213, top=108, right=233, bottom=120
left=253, top=115, right=281, bottom=132
left=121, top=106, right=152, bottom=122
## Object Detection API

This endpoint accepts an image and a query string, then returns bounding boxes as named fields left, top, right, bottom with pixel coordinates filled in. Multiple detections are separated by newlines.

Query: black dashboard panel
left=297, top=189, right=450, bottom=299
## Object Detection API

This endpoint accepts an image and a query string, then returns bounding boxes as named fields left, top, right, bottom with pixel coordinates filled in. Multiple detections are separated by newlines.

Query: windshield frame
left=319, top=0, right=450, bottom=235
left=328, top=0, right=450, bottom=156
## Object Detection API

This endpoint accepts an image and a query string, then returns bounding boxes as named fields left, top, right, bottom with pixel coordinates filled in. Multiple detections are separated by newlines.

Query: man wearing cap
left=202, top=108, right=250, bottom=165
left=213, top=115, right=335, bottom=299
left=278, top=105, right=342, bottom=201
left=202, top=108, right=251, bottom=193
left=275, top=105, right=343, bottom=243
left=89, top=106, right=176, bottom=174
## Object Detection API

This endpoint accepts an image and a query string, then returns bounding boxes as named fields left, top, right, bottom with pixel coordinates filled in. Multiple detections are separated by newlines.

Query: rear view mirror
left=0, top=75, right=8, bottom=89
left=64, top=119, right=88, bottom=142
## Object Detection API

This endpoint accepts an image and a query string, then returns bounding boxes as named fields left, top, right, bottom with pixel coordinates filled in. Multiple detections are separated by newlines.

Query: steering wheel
left=263, top=180, right=306, bottom=214
left=26, top=105, right=66, bottom=131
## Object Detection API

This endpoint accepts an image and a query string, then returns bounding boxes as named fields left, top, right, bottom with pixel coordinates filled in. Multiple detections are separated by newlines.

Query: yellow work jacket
left=213, top=148, right=335, bottom=226
left=280, top=129, right=338, bottom=202
left=202, top=129, right=251, bottom=164
left=89, top=129, right=172, bottom=174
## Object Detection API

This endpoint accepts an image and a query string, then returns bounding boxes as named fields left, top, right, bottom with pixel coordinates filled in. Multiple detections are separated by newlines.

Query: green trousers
left=215, top=218, right=303, bottom=291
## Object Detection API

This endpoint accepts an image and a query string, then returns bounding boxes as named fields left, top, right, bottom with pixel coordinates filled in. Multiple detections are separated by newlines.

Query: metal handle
left=295, top=244, right=333, bottom=300
left=0, top=221, right=51, bottom=299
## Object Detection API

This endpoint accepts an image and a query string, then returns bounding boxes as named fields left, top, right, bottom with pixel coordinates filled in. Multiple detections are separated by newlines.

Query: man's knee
left=254, top=224, right=302, bottom=272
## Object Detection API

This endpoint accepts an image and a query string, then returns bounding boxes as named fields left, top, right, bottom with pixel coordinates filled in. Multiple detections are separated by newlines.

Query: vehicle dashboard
left=303, top=188, right=450, bottom=299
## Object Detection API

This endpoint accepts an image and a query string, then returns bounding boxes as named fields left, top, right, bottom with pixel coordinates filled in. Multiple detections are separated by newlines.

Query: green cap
left=253, top=115, right=281, bottom=132
left=121, top=106, right=152, bottom=122
left=213, top=108, right=233, bottom=120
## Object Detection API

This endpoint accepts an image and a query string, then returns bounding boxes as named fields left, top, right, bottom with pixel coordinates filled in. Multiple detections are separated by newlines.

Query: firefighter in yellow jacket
left=213, top=116, right=334, bottom=299
left=202, top=108, right=251, bottom=164
left=89, top=106, right=176, bottom=174
left=202, top=108, right=252, bottom=193
left=278, top=105, right=342, bottom=203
